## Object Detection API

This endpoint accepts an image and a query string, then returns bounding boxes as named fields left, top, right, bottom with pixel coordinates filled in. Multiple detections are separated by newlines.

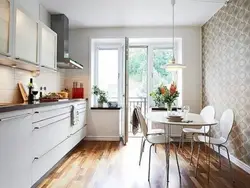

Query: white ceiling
left=39, top=0, right=226, bottom=28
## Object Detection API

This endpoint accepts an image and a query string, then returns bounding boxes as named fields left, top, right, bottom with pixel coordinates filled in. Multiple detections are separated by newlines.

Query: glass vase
left=165, top=103, right=172, bottom=111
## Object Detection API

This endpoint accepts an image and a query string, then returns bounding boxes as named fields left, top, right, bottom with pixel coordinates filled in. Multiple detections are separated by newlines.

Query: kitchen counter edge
left=0, top=99, right=88, bottom=113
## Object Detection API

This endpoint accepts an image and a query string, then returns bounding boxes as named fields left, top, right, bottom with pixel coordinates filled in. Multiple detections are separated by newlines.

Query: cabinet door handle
left=0, top=113, right=31, bottom=122
left=34, top=127, right=40, bottom=130
left=34, top=111, right=39, bottom=114
left=15, top=57, right=37, bottom=65
left=0, top=51, right=11, bottom=57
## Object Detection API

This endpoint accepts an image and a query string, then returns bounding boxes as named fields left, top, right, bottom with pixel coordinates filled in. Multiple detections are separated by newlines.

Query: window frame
left=148, top=45, right=181, bottom=107
left=93, top=43, right=123, bottom=106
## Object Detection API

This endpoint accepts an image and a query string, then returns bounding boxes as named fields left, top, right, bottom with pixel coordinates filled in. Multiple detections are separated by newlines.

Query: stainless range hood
left=51, top=14, right=83, bottom=69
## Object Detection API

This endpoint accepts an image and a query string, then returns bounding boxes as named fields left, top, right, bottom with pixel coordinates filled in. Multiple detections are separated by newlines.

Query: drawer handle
left=0, top=113, right=31, bottom=122
left=34, top=111, right=39, bottom=114
left=33, top=157, right=39, bottom=161
left=34, top=127, right=40, bottom=130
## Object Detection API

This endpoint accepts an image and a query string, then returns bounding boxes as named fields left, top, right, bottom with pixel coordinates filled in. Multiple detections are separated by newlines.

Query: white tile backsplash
left=0, top=65, right=65, bottom=103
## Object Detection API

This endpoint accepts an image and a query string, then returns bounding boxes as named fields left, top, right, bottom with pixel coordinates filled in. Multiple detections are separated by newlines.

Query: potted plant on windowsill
left=92, top=85, right=108, bottom=108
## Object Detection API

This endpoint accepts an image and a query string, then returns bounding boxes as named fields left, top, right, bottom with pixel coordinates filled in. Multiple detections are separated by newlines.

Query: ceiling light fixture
left=164, top=0, right=186, bottom=71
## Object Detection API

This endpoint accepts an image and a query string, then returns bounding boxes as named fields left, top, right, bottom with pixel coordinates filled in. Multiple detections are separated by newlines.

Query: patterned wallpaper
left=202, top=0, right=250, bottom=166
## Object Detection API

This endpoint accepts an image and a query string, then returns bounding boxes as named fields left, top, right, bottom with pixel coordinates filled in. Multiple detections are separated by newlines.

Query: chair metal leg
left=167, top=144, right=170, bottom=183
left=195, top=143, right=201, bottom=177
left=178, top=131, right=183, bottom=150
left=218, top=145, right=221, bottom=169
left=142, top=139, right=146, bottom=152
left=182, top=133, right=185, bottom=148
left=190, top=139, right=195, bottom=165
left=222, top=145, right=234, bottom=183
left=155, top=145, right=157, bottom=153
left=173, top=144, right=181, bottom=181
left=148, top=144, right=154, bottom=182
left=139, top=137, right=144, bottom=166
left=191, top=133, right=194, bottom=153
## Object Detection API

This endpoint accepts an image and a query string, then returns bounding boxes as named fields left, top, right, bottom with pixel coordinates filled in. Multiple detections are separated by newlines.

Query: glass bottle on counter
left=28, top=78, right=34, bottom=104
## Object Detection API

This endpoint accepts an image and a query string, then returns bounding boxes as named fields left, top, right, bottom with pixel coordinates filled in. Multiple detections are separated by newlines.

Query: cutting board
left=18, top=83, right=28, bottom=102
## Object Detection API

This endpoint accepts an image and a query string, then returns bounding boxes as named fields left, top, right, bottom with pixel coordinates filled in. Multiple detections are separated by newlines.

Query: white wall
left=69, top=27, right=202, bottom=113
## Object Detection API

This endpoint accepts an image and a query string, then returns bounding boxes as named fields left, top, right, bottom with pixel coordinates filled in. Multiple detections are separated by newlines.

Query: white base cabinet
left=0, top=100, right=87, bottom=188
left=0, top=110, right=33, bottom=188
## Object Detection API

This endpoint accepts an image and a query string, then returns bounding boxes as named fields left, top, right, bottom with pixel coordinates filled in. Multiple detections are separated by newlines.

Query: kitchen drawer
left=32, top=113, right=71, bottom=158
left=70, top=126, right=86, bottom=148
left=76, top=102, right=86, bottom=110
left=71, top=110, right=86, bottom=134
left=33, top=106, right=72, bottom=122
left=32, top=137, right=72, bottom=185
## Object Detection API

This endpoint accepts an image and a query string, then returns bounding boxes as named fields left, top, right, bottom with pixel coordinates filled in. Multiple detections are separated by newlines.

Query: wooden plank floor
left=38, top=138, right=250, bottom=188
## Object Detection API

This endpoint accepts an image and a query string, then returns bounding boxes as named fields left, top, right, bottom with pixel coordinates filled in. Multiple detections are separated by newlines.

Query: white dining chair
left=192, top=109, right=234, bottom=182
left=135, top=107, right=181, bottom=182
left=178, top=106, right=215, bottom=152
left=137, top=108, right=165, bottom=165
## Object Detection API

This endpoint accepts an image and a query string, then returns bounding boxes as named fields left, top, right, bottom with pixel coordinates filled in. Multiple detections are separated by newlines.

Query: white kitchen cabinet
left=0, top=110, right=32, bottom=188
left=14, top=7, right=38, bottom=64
left=32, top=135, right=72, bottom=185
left=0, top=0, right=11, bottom=57
left=0, top=101, right=88, bottom=187
left=71, top=102, right=86, bottom=134
left=32, top=113, right=71, bottom=158
left=39, top=22, right=57, bottom=70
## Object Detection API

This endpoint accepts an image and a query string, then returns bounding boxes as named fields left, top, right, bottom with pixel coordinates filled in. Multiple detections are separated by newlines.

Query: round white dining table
left=146, top=111, right=218, bottom=183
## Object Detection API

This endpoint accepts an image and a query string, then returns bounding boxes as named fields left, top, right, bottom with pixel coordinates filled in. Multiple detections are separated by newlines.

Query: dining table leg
left=208, top=126, right=211, bottom=183
left=164, top=124, right=168, bottom=183
left=167, top=124, right=171, bottom=183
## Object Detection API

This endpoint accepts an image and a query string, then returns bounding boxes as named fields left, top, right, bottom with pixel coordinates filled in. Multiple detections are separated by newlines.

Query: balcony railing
left=128, top=97, right=147, bottom=133
left=109, top=97, right=147, bottom=133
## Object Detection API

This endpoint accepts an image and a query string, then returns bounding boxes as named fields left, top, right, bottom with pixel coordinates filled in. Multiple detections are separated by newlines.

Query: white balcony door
left=121, top=37, right=129, bottom=145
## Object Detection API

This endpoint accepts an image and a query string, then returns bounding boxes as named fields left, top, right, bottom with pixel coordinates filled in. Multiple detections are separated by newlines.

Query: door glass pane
left=128, top=47, right=148, bottom=133
left=98, top=49, right=118, bottom=101
left=152, top=48, right=173, bottom=89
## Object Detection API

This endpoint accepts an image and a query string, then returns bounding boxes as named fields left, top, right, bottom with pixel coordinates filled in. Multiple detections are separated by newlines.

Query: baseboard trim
left=211, top=145, right=250, bottom=174
left=85, top=136, right=120, bottom=141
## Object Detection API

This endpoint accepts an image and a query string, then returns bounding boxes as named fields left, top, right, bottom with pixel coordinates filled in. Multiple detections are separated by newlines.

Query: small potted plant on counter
left=92, top=85, right=108, bottom=107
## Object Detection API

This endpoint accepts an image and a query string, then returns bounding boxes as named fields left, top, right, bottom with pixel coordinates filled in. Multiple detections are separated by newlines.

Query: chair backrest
left=220, top=109, right=234, bottom=141
left=135, top=107, right=148, bottom=137
left=200, top=106, right=215, bottom=133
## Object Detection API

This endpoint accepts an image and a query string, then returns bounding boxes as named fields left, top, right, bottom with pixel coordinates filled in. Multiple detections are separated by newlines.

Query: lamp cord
left=172, top=0, right=175, bottom=62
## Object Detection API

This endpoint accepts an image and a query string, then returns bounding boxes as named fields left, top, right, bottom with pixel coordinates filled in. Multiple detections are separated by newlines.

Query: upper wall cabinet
left=14, top=8, right=39, bottom=65
left=39, top=22, right=57, bottom=70
left=0, top=0, right=11, bottom=57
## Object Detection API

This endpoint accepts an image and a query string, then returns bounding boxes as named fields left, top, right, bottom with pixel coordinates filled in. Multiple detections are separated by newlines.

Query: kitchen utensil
left=18, top=83, right=28, bottom=103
